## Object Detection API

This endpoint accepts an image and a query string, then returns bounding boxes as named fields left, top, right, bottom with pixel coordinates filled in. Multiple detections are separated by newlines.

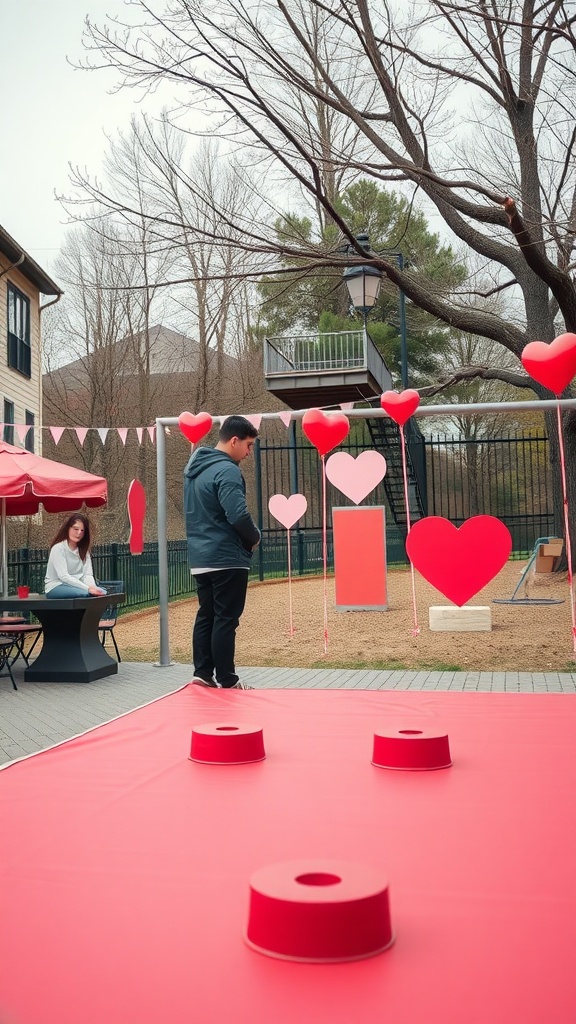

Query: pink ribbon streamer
left=556, top=404, right=576, bottom=651
left=399, top=427, right=420, bottom=636
left=321, top=455, right=329, bottom=654
left=287, top=527, right=295, bottom=637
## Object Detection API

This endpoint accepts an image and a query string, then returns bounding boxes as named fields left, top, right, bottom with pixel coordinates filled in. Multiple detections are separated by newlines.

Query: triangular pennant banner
left=97, top=428, right=109, bottom=445
left=15, top=425, right=31, bottom=445
left=147, top=426, right=156, bottom=443
left=136, top=428, right=143, bottom=445
left=75, top=427, right=89, bottom=446
left=245, top=414, right=262, bottom=431
left=278, top=411, right=292, bottom=428
left=49, top=427, right=66, bottom=445
left=117, top=428, right=129, bottom=446
left=339, top=402, right=355, bottom=411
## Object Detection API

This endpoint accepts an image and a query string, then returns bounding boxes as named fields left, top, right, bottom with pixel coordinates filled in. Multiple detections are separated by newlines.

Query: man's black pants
left=192, top=568, right=249, bottom=687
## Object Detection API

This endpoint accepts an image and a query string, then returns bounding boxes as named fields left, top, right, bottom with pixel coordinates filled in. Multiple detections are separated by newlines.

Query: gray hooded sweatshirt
left=184, top=446, right=261, bottom=570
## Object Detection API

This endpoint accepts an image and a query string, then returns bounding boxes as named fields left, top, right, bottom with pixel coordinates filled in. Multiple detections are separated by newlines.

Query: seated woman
left=45, top=514, right=107, bottom=598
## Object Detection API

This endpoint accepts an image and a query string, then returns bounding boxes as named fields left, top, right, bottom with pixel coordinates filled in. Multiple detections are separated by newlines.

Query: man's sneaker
left=191, top=676, right=220, bottom=688
left=229, top=681, right=255, bottom=690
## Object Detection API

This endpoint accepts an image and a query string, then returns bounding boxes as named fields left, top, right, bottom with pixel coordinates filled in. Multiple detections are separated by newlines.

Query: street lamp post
left=343, top=235, right=409, bottom=389
left=342, top=233, right=383, bottom=330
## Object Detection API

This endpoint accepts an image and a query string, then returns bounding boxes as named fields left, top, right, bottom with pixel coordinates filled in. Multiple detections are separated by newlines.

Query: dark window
left=25, top=409, right=35, bottom=452
left=7, top=283, right=31, bottom=378
left=3, top=399, right=14, bottom=444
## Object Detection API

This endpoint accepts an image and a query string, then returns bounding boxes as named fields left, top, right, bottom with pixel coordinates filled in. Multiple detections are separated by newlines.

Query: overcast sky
left=0, top=0, right=162, bottom=273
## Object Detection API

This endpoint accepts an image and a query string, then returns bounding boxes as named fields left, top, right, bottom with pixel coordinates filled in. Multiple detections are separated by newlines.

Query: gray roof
left=44, top=325, right=239, bottom=380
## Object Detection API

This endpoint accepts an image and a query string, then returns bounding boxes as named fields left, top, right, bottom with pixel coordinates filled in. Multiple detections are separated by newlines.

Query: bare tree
left=77, top=0, right=576, bottom=552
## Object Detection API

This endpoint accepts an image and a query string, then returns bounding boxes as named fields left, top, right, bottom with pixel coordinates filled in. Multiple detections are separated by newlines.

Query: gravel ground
left=113, top=562, right=576, bottom=671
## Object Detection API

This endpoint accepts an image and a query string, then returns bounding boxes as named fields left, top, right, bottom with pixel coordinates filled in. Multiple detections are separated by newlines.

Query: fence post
left=20, top=548, right=29, bottom=587
left=289, top=421, right=305, bottom=575
left=253, top=438, right=265, bottom=581
left=111, top=543, right=119, bottom=581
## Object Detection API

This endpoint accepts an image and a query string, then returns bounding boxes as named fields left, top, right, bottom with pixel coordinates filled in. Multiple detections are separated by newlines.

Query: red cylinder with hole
left=372, top=726, right=452, bottom=770
left=246, top=859, right=394, bottom=962
left=189, top=723, right=265, bottom=764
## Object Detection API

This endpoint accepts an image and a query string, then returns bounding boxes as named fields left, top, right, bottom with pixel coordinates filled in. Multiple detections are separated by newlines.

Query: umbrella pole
left=1, top=497, right=6, bottom=600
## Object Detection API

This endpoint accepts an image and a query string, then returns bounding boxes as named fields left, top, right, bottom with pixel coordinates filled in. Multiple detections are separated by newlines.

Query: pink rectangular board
left=333, top=505, right=387, bottom=609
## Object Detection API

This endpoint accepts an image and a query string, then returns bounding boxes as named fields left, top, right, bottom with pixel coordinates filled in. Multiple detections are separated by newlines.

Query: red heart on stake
left=380, top=389, right=420, bottom=426
left=302, top=409, right=350, bottom=456
left=178, top=411, right=213, bottom=444
left=521, top=333, right=576, bottom=396
left=406, top=515, right=512, bottom=606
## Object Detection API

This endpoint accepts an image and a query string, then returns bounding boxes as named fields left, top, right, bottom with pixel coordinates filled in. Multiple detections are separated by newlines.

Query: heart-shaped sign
left=178, top=411, right=213, bottom=444
left=406, top=515, right=512, bottom=606
left=127, top=479, right=146, bottom=555
left=268, top=493, right=307, bottom=529
left=325, top=450, right=387, bottom=504
left=301, top=409, right=350, bottom=456
left=380, top=389, right=420, bottom=426
left=521, top=333, right=576, bottom=395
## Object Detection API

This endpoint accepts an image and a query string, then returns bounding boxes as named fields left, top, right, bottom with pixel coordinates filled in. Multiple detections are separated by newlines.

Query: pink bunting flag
left=245, top=414, right=262, bottom=431
left=136, top=428, right=144, bottom=445
left=117, top=428, right=129, bottom=446
left=147, top=426, right=156, bottom=443
left=278, top=411, right=292, bottom=428
left=15, top=425, right=31, bottom=446
left=49, top=427, right=66, bottom=445
left=75, top=427, right=89, bottom=446
left=339, top=402, right=355, bottom=411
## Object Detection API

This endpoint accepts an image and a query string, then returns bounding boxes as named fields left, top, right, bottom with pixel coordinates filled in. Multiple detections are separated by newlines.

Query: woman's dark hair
left=49, top=514, right=93, bottom=561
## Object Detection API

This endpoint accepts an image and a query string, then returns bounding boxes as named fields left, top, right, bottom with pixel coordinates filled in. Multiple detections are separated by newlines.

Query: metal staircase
left=366, top=413, right=427, bottom=528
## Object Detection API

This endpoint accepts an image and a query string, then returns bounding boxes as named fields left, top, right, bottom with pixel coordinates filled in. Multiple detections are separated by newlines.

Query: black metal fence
left=5, top=430, right=554, bottom=610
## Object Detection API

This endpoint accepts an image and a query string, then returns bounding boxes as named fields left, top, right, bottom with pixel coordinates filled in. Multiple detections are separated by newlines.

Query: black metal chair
left=97, top=581, right=124, bottom=662
left=0, top=623, right=43, bottom=667
left=0, top=637, right=18, bottom=690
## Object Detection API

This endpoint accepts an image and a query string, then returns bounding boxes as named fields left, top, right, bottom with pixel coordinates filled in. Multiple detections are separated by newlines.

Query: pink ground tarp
left=1, top=686, right=574, bottom=1024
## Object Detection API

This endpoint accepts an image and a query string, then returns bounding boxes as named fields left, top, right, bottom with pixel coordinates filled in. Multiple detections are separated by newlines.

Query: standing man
left=184, top=415, right=261, bottom=689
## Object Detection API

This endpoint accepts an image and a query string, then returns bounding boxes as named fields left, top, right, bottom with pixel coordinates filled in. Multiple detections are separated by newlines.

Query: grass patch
left=308, top=658, right=464, bottom=672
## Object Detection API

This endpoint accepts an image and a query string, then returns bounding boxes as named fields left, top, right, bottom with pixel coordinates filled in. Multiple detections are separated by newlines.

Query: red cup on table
left=17, top=585, right=30, bottom=599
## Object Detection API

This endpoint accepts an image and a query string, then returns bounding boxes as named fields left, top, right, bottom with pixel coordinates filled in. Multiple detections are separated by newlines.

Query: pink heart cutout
left=406, top=515, right=512, bottom=606
left=268, top=493, right=307, bottom=529
left=521, top=333, right=576, bottom=395
left=325, top=450, right=387, bottom=504
left=380, top=389, right=420, bottom=426
left=302, top=409, right=350, bottom=456
left=178, top=411, right=213, bottom=444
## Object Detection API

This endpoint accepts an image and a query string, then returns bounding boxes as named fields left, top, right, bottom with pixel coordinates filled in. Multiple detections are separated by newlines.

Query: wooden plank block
left=429, top=606, right=492, bottom=632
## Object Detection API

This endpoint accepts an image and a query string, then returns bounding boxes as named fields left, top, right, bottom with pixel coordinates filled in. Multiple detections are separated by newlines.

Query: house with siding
left=0, top=224, right=62, bottom=453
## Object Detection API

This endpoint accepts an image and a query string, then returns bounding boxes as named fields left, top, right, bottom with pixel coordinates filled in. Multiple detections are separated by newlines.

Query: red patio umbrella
left=0, top=441, right=108, bottom=597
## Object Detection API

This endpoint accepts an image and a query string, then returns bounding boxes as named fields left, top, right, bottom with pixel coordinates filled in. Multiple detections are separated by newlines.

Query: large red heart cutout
left=521, top=333, right=576, bottom=395
left=406, top=515, right=512, bottom=606
left=380, top=389, right=420, bottom=426
left=178, top=411, right=213, bottom=444
left=302, top=409, right=350, bottom=456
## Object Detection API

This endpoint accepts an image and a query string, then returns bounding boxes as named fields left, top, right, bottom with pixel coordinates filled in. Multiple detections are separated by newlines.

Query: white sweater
left=45, top=541, right=97, bottom=594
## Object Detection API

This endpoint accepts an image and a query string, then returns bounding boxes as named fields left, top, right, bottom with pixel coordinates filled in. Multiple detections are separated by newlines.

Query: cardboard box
left=535, top=538, right=563, bottom=573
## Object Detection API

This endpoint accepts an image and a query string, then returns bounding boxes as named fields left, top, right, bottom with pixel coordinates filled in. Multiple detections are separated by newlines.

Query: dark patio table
left=2, top=593, right=124, bottom=683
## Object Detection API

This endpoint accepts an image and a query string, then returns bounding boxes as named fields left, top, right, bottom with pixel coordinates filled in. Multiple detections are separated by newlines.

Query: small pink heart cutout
left=325, top=451, right=387, bottom=504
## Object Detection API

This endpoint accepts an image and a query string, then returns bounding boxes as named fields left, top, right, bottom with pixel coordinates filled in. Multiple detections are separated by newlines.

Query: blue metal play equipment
left=493, top=536, right=565, bottom=605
